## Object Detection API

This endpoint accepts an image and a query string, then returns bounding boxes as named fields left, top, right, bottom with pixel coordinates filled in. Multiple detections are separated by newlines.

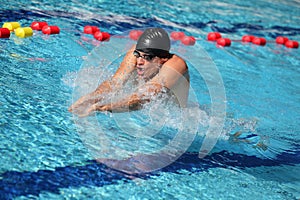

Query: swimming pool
left=1, top=0, right=300, bottom=199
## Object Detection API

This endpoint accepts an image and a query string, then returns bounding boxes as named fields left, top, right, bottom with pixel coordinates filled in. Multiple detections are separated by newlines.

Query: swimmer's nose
left=136, top=57, right=145, bottom=65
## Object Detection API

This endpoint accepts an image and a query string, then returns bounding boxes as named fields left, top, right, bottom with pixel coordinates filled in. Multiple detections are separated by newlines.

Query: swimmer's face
left=133, top=50, right=167, bottom=81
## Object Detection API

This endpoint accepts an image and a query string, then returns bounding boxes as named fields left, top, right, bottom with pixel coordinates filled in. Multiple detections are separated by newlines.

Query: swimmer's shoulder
left=166, top=53, right=188, bottom=70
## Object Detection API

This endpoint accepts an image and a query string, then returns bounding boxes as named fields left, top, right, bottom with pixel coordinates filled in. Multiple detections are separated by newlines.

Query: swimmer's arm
left=68, top=45, right=137, bottom=113
left=94, top=45, right=137, bottom=95
left=88, top=82, right=164, bottom=113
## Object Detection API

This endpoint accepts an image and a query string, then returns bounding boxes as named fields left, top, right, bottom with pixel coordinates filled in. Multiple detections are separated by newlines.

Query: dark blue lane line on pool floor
left=1, top=9, right=300, bottom=38
left=0, top=148, right=299, bottom=200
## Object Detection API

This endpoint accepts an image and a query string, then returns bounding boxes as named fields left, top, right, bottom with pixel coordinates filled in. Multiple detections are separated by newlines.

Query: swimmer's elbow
left=127, top=94, right=150, bottom=110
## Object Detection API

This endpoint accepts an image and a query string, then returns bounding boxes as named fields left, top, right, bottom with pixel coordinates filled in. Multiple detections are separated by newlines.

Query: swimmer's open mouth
left=136, top=67, right=144, bottom=76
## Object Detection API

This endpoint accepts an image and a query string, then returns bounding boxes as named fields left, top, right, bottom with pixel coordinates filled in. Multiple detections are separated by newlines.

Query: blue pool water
left=1, top=0, right=300, bottom=199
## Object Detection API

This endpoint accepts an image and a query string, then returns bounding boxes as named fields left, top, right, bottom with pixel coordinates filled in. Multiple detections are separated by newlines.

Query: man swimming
left=69, top=27, right=189, bottom=116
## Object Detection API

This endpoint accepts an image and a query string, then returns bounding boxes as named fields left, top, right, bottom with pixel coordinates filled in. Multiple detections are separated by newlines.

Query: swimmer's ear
left=159, top=57, right=169, bottom=64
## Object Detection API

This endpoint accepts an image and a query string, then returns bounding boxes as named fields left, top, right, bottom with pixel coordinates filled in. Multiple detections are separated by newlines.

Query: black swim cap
left=136, top=28, right=171, bottom=58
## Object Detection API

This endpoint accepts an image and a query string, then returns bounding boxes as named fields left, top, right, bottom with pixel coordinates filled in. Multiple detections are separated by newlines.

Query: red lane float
left=242, top=35, right=255, bottom=42
left=252, top=37, right=266, bottom=46
left=94, top=31, right=110, bottom=41
left=207, top=32, right=222, bottom=41
left=129, top=30, right=143, bottom=40
left=84, top=26, right=99, bottom=34
left=217, top=38, right=231, bottom=47
left=31, top=22, right=48, bottom=31
left=0, top=28, right=10, bottom=38
left=181, top=36, right=196, bottom=46
left=285, top=40, right=299, bottom=48
left=275, top=36, right=289, bottom=45
left=42, top=25, right=60, bottom=35
left=171, top=31, right=185, bottom=40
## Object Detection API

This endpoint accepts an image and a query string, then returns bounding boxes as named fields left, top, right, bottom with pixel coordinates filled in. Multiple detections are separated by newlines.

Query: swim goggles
left=133, top=50, right=156, bottom=61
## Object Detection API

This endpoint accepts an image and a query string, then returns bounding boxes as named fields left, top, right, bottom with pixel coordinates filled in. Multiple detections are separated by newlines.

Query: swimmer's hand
left=70, top=90, right=152, bottom=117
left=70, top=103, right=112, bottom=118
left=75, top=95, right=143, bottom=117
left=68, top=94, right=104, bottom=116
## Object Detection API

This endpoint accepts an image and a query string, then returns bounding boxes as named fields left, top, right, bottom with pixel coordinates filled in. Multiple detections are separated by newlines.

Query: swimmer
left=69, top=28, right=190, bottom=116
